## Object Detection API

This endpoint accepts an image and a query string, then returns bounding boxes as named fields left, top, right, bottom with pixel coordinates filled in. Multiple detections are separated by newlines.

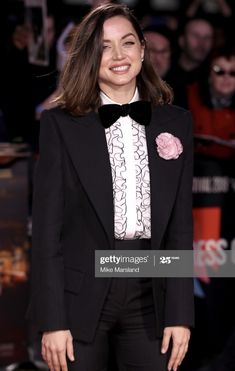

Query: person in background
left=177, top=17, right=214, bottom=76
left=187, top=46, right=235, bottom=159
left=143, top=25, right=173, bottom=80
left=28, top=3, right=194, bottom=371
left=185, top=45, right=235, bottom=371
left=170, top=16, right=214, bottom=107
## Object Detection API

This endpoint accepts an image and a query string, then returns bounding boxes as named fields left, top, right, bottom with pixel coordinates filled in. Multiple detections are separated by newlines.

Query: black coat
left=28, top=104, right=194, bottom=342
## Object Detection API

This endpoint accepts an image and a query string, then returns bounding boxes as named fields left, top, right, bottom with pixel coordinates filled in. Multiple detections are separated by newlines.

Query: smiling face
left=98, top=16, right=145, bottom=102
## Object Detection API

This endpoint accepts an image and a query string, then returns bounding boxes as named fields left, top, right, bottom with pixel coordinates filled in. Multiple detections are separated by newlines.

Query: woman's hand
left=161, top=326, right=190, bottom=371
left=41, top=330, right=75, bottom=371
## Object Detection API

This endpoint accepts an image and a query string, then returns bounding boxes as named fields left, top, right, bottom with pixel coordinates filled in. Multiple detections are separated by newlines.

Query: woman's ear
left=141, top=41, right=145, bottom=62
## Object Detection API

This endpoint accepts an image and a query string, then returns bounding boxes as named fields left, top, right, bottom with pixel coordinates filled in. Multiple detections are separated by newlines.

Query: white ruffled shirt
left=100, top=88, right=151, bottom=240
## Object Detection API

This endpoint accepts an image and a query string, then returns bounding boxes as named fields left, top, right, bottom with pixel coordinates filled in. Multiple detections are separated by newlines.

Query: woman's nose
left=112, top=45, right=124, bottom=60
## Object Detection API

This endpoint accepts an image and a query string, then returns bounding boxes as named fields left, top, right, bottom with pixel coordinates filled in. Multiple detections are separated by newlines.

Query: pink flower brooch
left=155, top=133, right=183, bottom=160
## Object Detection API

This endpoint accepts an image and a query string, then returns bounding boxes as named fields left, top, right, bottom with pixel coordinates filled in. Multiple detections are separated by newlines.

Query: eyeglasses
left=212, top=65, right=235, bottom=77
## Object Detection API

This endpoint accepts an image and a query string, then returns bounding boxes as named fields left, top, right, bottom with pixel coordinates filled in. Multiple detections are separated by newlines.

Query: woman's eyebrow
left=103, top=33, right=136, bottom=42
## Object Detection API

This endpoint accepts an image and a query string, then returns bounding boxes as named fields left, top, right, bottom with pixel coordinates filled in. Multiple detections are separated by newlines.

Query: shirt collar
left=100, top=88, right=139, bottom=105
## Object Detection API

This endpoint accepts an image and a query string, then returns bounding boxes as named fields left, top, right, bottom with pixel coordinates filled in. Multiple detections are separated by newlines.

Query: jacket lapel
left=59, top=107, right=183, bottom=251
left=146, top=108, right=183, bottom=249
left=58, top=112, right=114, bottom=249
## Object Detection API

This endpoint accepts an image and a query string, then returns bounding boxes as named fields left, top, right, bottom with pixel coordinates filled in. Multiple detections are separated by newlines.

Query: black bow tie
left=98, top=101, right=152, bottom=128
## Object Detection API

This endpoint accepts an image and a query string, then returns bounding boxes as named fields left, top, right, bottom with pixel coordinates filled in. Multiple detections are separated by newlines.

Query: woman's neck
left=99, top=84, right=137, bottom=104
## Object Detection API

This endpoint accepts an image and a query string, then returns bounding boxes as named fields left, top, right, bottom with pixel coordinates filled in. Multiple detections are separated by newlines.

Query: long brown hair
left=56, top=3, right=173, bottom=115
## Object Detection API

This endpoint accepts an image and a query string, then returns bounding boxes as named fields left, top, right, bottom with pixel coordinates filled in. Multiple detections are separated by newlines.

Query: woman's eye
left=124, top=41, right=135, bottom=46
left=103, top=45, right=110, bottom=50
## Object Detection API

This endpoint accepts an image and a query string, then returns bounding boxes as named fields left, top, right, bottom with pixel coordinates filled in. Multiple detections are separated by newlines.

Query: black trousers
left=68, top=240, right=170, bottom=371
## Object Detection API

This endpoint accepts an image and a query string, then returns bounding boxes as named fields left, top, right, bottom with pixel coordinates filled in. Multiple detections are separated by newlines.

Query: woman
left=187, top=46, right=235, bottom=158
left=28, top=4, right=194, bottom=371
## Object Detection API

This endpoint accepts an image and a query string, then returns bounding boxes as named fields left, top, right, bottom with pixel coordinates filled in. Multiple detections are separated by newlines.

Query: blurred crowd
left=0, top=0, right=235, bottom=155
left=0, top=0, right=235, bottom=371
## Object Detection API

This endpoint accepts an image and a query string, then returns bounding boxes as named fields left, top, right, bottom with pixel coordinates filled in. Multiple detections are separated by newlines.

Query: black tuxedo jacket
left=28, top=104, right=194, bottom=342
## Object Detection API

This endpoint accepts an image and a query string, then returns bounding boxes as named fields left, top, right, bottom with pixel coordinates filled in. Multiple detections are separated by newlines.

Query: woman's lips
left=110, top=64, right=130, bottom=72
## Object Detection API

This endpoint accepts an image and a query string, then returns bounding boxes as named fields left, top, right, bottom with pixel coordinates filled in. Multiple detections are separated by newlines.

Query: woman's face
left=98, top=16, right=144, bottom=98
left=210, top=56, right=235, bottom=97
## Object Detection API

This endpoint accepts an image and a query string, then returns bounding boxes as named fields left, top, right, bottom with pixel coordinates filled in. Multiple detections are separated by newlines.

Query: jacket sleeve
left=164, top=111, right=195, bottom=328
left=29, top=109, right=68, bottom=331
